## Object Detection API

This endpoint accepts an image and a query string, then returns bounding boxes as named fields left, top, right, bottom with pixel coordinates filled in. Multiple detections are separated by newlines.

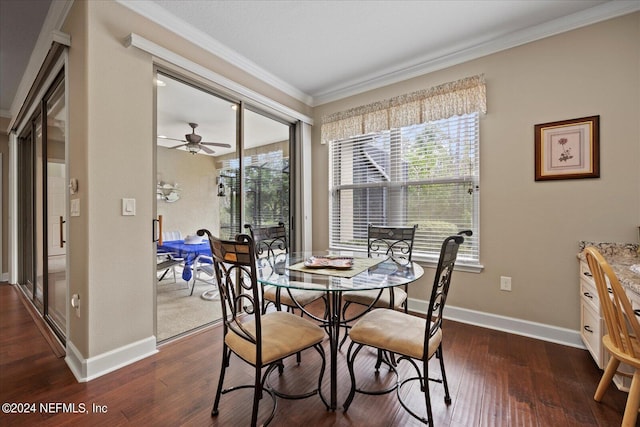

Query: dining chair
left=197, top=229, right=327, bottom=427
left=584, top=247, right=640, bottom=427
left=244, top=222, right=325, bottom=315
left=162, top=230, right=183, bottom=242
left=342, top=224, right=418, bottom=315
left=343, top=231, right=470, bottom=425
left=338, top=224, right=417, bottom=351
left=156, top=251, right=182, bottom=283
left=189, top=254, right=215, bottom=296
left=157, top=229, right=184, bottom=283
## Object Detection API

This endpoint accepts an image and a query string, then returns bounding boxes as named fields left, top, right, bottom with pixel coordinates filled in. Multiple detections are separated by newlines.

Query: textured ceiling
left=3, top=0, right=638, bottom=118
left=0, top=0, right=52, bottom=115
left=145, top=0, right=616, bottom=105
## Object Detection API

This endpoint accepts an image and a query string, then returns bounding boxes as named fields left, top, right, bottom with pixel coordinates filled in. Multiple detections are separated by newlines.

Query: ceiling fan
left=158, top=122, right=231, bottom=155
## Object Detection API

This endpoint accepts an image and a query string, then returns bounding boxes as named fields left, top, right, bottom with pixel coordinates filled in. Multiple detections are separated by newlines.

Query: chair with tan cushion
left=343, top=231, right=470, bottom=426
left=244, top=222, right=325, bottom=315
left=342, top=224, right=418, bottom=315
left=339, top=224, right=417, bottom=351
left=585, top=246, right=640, bottom=427
left=197, top=229, right=327, bottom=427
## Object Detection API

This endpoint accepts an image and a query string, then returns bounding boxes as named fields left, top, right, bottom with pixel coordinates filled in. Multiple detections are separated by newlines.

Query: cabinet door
left=580, top=301, right=603, bottom=368
left=580, top=278, right=600, bottom=314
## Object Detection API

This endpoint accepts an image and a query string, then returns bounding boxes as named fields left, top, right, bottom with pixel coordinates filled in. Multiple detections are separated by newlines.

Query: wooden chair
left=244, top=223, right=325, bottom=315
left=343, top=232, right=469, bottom=425
left=584, top=247, right=640, bottom=427
left=197, top=229, right=327, bottom=427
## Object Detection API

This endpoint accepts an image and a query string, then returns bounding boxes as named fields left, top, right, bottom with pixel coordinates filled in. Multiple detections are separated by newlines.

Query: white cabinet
left=579, top=261, right=605, bottom=367
left=579, top=259, right=633, bottom=391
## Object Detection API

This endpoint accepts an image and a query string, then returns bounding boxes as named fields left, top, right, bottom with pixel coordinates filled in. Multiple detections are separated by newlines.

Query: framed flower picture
left=534, top=115, right=600, bottom=181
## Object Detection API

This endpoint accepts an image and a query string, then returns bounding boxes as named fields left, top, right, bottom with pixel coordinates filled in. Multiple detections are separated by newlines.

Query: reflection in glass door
left=17, top=122, right=36, bottom=300
left=242, top=108, right=292, bottom=239
left=45, top=80, right=67, bottom=334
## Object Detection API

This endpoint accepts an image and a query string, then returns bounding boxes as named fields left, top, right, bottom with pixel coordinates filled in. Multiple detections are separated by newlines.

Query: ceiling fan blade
left=201, top=141, right=232, bottom=148
left=169, top=144, right=187, bottom=149
left=200, top=145, right=215, bottom=155
left=158, top=136, right=187, bottom=143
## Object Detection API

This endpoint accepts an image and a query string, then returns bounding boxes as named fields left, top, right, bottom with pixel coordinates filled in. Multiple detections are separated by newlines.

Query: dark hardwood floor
left=0, top=282, right=633, bottom=426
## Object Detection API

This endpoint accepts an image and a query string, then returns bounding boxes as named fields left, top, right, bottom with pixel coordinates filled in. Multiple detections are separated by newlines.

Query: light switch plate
left=122, top=198, right=136, bottom=216
left=70, top=198, right=80, bottom=217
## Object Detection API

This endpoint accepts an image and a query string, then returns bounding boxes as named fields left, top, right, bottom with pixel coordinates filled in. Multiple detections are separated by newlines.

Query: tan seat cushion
left=263, top=285, right=324, bottom=307
left=225, top=311, right=325, bottom=365
left=342, top=287, right=407, bottom=310
left=349, top=309, right=441, bottom=360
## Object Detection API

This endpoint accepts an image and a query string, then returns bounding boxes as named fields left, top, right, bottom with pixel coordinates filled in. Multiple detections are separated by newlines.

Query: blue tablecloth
left=157, top=240, right=212, bottom=281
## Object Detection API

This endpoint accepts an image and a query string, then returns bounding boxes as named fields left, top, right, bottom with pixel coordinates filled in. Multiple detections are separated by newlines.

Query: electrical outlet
left=500, top=276, right=512, bottom=291
left=71, top=294, right=81, bottom=318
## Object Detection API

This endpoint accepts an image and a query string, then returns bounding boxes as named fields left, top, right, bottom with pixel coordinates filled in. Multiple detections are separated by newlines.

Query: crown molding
left=116, top=0, right=313, bottom=106
left=118, top=1, right=638, bottom=108
left=125, top=33, right=313, bottom=125
left=312, top=1, right=640, bottom=106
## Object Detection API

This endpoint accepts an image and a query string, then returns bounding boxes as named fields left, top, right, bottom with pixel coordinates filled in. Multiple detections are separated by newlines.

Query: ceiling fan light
left=187, top=145, right=200, bottom=154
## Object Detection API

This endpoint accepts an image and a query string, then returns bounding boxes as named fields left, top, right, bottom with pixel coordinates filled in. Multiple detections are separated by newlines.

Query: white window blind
left=329, top=113, right=479, bottom=264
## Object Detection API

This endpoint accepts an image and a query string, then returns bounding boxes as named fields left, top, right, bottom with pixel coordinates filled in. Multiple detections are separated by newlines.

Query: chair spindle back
left=585, top=247, right=640, bottom=359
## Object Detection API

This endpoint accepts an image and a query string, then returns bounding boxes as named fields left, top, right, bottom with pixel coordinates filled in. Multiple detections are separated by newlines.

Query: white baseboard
left=1, top=272, right=9, bottom=282
left=60, top=301, right=583, bottom=382
left=408, top=298, right=584, bottom=349
left=65, top=336, right=158, bottom=382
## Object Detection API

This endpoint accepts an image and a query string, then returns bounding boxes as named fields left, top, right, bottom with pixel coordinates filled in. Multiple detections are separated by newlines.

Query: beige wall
left=16, top=0, right=636, bottom=370
left=157, top=147, right=219, bottom=237
left=60, top=0, right=315, bottom=360
left=62, top=0, right=89, bottom=357
left=313, top=13, right=640, bottom=330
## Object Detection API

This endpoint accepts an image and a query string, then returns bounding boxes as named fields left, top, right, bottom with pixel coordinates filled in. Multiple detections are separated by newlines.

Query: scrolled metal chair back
left=244, top=222, right=288, bottom=270
left=198, top=229, right=263, bottom=349
left=244, top=222, right=288, bottom=257
left=367, top=224, right=418, bottom=265
left=424, top=231, right=471, bottom=353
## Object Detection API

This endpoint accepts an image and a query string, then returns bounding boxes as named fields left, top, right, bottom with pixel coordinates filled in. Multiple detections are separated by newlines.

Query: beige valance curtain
left=321, top=74, right=486, bottom=144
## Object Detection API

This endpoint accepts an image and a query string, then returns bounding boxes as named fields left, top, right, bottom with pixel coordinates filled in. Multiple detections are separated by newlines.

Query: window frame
left=329, top=113, right=483, bottom=273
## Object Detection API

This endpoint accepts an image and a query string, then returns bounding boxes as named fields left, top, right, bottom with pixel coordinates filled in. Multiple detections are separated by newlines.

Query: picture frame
left=534, top=115, right=600, bottom=181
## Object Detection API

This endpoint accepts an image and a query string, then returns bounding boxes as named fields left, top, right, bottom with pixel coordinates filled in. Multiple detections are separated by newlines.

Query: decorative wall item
left=534, top=115, right=600, bottom=181
left=157, top=181, right=181, bottom=202
left=216, top=176, right=225, bottom=197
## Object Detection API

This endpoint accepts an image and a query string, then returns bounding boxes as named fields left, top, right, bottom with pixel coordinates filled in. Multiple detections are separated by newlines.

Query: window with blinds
left=329, top=112, right=479, bottom=265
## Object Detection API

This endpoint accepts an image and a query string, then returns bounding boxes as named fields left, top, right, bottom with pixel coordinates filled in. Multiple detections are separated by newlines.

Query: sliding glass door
left=242, top=108, right=291, bottom=235
left=156, top=71, right=295, bottom=245
left=155, top=71, right=296, bottom=341
left=17, top=71, right=68, bottom=341
left=45, top=79, right=68, bottom=333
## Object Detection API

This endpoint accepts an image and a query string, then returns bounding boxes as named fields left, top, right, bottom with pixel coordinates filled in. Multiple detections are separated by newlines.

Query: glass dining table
left=256, top=251, right=424, bottom=410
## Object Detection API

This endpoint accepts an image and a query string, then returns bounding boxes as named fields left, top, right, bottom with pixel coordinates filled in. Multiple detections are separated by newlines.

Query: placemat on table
left=287, top=256, right=384, bottom=278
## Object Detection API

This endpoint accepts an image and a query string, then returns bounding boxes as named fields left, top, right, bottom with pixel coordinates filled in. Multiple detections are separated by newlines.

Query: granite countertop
left=578, top=241, right=640, bottom=295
